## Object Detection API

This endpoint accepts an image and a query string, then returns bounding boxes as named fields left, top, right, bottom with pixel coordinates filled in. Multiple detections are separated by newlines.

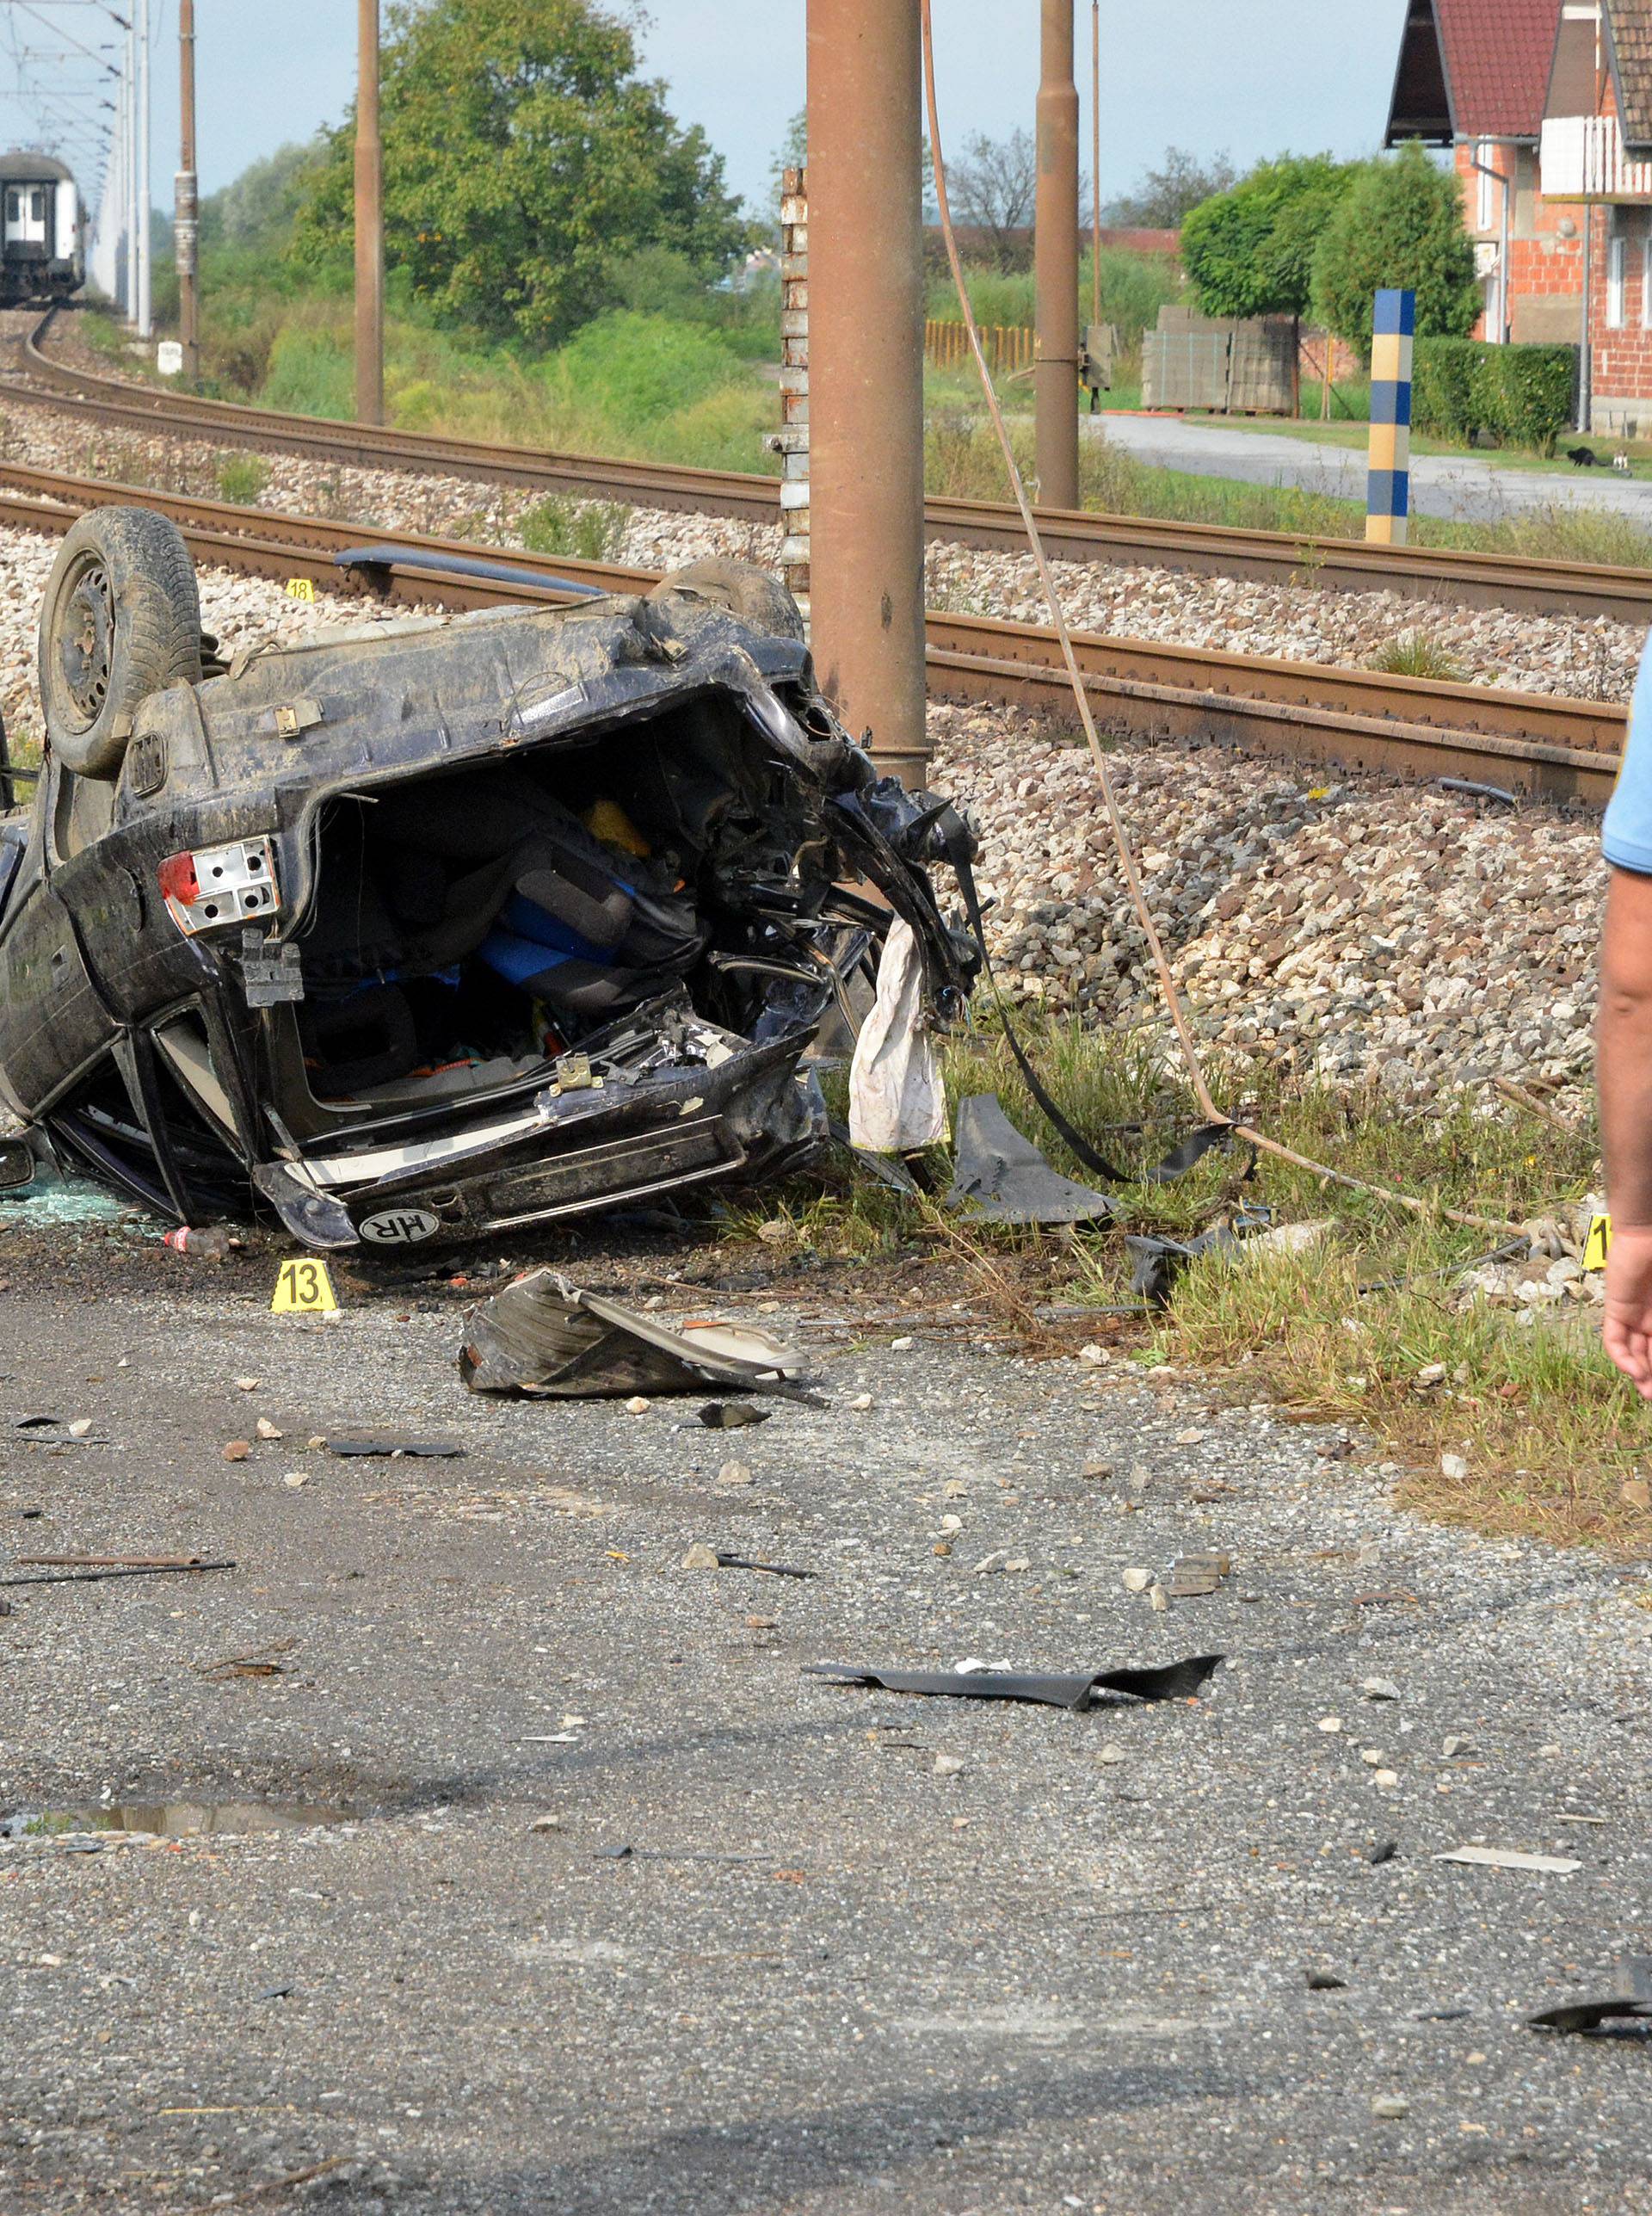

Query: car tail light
left=157, top=850, right=200, bottom=907
left=159, top=837, right=280, bottom=935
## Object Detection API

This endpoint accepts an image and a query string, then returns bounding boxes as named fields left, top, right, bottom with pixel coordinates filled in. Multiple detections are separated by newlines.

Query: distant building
left=1385, top=0, right=1582, bottom=348
left=1536, top=0, right=1652, bottom=431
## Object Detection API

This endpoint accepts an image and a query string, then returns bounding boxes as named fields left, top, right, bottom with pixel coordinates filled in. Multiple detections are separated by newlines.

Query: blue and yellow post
left=1365, top=287, right=1415, bottom=546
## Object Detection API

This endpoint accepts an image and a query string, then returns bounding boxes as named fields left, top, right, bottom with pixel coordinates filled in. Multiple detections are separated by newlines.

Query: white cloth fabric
left=848, top=918, right=946, bottom=1154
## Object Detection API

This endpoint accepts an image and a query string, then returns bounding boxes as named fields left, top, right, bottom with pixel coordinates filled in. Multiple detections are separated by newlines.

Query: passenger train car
left=0, top=151, right=83, bottom=306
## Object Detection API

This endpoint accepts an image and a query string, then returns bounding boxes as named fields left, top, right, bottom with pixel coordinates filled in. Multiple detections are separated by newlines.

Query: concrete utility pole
left=805, top=0, right=928, bottom=782
left=118, top=29, right=133, bottom=318
left=1034, top=0, right=1079, bottom=509
left=354, top=0, right=384, bottom=427
left=135, top=0, right=151, bottom=339
left=176, top=0, right=199, bottom=381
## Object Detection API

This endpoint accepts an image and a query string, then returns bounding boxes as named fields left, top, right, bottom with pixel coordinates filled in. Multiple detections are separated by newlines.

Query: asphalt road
left=1097, top=413, right=1652, bottom=528
left=3, top=1200, right=1651, bottom=2214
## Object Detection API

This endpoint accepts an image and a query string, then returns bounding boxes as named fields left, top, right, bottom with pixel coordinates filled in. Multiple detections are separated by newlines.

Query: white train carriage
left=0, top=152, right=83, bottom=306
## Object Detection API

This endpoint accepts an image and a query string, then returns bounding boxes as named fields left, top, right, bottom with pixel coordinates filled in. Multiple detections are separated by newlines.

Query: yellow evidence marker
left=285, top=577, right=317, bottom=602
left=1584, top=1213, right=1612, bottom=1273
left=272, top=1257, right=340, bottom=1314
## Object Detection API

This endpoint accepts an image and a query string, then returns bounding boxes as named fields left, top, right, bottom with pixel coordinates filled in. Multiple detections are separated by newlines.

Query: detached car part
left=803, top=1656, right=1224, bottom=1711
left=460, top=1268, right=810, bottom=1400
left=0, top=509, right=978, bottom=1250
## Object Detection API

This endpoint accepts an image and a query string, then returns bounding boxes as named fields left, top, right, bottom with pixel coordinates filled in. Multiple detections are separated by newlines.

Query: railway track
left=10, top=307, right=1652, bottom=627
left=0, top=460, right=1624, bottom=805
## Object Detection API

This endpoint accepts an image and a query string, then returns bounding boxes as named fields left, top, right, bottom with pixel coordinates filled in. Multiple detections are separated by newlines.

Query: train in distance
left=0, top=152, right=83, bottom=307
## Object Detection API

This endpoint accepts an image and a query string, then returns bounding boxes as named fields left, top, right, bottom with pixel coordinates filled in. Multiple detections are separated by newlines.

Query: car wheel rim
left=59, top=556, right=114, bottom=728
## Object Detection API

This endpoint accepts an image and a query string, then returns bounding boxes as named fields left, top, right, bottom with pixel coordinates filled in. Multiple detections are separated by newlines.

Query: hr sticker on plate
left=357, top=1207, right=441, bottom=1246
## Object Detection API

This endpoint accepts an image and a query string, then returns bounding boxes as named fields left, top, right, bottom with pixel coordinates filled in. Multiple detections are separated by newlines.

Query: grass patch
left=517, top=495, right=627, bottom=562
left=214, top=452, right=269, bottom=506
left=921, top=411, right=1652, bottom=568
left=723, top=1015, right=1634, bottom=1547
left=1366, top=629, right=1465, bottom=682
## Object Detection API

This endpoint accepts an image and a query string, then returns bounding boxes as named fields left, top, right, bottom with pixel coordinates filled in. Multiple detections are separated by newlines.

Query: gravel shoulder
left=3, top=1213, right=1650, bottom=2215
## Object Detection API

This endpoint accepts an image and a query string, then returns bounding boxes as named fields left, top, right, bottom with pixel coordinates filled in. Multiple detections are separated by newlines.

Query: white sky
left=3, top=1, right=1414, bottom=222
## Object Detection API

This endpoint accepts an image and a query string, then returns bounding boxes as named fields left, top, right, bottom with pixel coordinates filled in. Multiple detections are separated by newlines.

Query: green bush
left=924, top=248, right=1185, bottom=349
left=1182, top=154, right=1358, bottom=319
left=1494, top=344, right=1578, bottom=453
left=1412, top=337, right=1575, bottom=454
left=1310, top=143, right=1480, bottom=355
left=1411, top=336, right=1488, bottom=441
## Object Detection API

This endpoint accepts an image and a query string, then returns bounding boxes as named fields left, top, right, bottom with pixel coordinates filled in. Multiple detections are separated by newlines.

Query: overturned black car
left=0, top=507, right=977, bottom=1251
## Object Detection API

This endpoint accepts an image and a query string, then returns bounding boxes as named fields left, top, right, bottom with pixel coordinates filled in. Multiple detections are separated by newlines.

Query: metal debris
left=1168, top=1551, right=1230, bottom=1597
left=1527, top=1957, right=1652, bottom=2035
left=802, top=1655, right=1224, bottom=1712
left=1433, top=1845, right=1581, bottom=1876
left=322, top=1431, right=465, bottom=1459
left=946, top=1093, right=1116, bottom=1225
left=460, top=1269, right=813, bottom=1401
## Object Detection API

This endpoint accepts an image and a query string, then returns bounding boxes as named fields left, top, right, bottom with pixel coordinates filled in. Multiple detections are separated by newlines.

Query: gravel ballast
left=929, top=702, right=1602, bottom=1106
left=0, top=524, right=1608, bottom=1108
left=0, top=371, right=1642, bottom=701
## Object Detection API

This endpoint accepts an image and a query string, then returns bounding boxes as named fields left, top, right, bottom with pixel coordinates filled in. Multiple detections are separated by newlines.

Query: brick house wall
left=1576, top=74, right=1652, bottom=429
left=1452, top=139, right=1587, bottom=343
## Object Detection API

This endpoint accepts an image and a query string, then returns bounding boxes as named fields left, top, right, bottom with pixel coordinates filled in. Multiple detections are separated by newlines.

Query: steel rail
left=0, top=461, right=1622, bottom=804
left=15, top=308, right=1652, bottom=625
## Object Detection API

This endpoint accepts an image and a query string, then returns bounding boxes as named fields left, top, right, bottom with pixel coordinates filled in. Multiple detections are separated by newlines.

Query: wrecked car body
left=0, top=512, right=977, bottom=1250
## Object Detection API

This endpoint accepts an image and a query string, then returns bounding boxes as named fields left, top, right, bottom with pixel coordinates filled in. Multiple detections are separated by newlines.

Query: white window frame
left=1475, top=139, right=1495, bottom=231
left=1609, top=228, right=1627, bottom=328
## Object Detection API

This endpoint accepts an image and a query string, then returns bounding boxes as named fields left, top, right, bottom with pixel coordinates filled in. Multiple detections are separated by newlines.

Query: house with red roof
left=1386, top=0, right=1585, bottom=349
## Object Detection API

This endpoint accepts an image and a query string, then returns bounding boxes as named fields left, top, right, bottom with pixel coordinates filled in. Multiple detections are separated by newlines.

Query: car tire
left=650, top=557, right=805, bottom=642
left=38, top=506, right=202, bottom=780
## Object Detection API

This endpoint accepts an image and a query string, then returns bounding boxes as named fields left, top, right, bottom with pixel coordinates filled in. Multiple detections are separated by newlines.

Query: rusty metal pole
left=175, top=0, right=199, bottom=385
left=1035, top=0, right=1080, bottom=509
left=807, top=0, right=928, bottom=784
left=354, top=0, right=384, bottom=429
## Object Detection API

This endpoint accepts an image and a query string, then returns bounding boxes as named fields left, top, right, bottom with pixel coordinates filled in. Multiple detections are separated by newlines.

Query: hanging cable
left=916, top=0, right=1518, bottom=1238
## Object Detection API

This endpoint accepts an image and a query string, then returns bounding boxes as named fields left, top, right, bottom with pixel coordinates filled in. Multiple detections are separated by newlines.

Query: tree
left=1110, top=146, right=1236, bottom=230
left=1181, top=155, right=1356, bottom=320
left=1310, top=142, right=1480, bottom=356
left=947, top=129, right=1039, bottom=269
left=200, top=139, right=323, bottom=253
left=287, top=0, right=745, bottom=350
left=767, top=108, right=806, bottom=214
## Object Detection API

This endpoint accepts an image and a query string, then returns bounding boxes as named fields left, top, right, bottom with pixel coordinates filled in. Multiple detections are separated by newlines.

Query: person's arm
left=1598, top=865, right=1652, bottom=1396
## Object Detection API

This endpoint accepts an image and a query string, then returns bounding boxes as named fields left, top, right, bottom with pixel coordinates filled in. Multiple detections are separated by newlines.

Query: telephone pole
left=1034, top=0, right=1080, bottom=508
left=806, top=0, right=928, bottom=782
left=135, top=0, right=151, bottom=339
left=354, top=0, right=384, bottom=426
left=176, top=0, right=199, bottom=381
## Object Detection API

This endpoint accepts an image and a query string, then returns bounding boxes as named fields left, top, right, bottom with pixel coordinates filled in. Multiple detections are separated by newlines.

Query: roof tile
left=1435, top=0, right=1565, bottom=138
left=1607, top=0, right=1652, bottom=148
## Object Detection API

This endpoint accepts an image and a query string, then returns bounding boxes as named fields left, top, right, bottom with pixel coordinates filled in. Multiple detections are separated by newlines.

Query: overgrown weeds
left=1367, top=629, right=1465, bottom=682
left=517, top=495, right=627, bottom=563
left=214, top=453, right=269, bottom=506
left=715, top=1015, right=1630, bottom=1546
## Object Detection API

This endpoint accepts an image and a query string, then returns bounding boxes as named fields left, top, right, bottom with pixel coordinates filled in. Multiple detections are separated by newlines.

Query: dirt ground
left=3, top=1193, right=1652, bottom=2215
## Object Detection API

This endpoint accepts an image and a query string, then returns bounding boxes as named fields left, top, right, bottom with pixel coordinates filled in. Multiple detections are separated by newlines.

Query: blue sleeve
left=1604, top=631, right=1652, bottom=873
